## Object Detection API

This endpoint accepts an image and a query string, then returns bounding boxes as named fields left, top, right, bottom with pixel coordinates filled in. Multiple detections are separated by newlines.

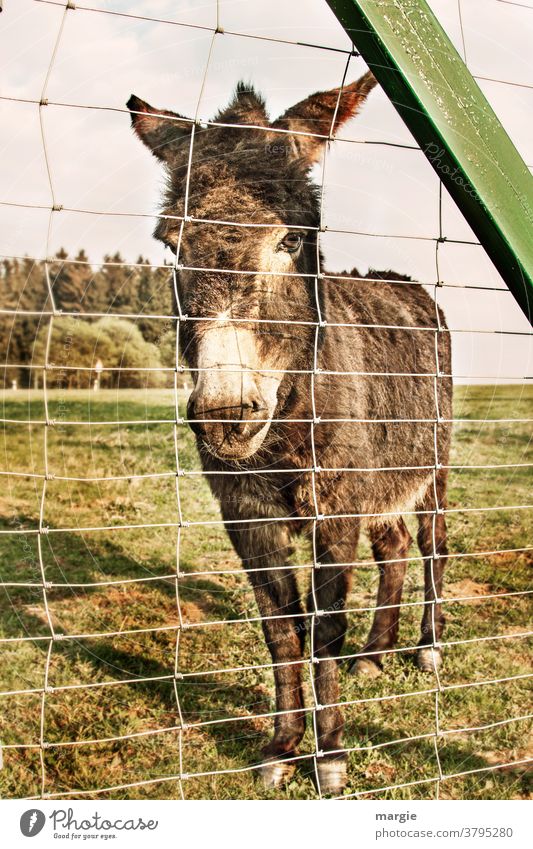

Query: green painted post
left=326, top=0, right=533, bottom=322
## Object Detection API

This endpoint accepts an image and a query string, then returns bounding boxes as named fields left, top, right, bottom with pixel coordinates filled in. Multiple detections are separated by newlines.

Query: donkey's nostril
left=186, top=395, right=206, bottom=437
left=242, top=395, right=265, bottom=417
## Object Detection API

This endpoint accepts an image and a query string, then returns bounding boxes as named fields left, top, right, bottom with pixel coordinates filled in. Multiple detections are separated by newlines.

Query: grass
left=0, top=384, right=531, bottom=800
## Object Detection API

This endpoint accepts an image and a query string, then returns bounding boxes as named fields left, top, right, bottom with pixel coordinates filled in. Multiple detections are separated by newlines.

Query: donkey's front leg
left=309, top=518, right=359, bottom=795
left=225, top=520, right=306, bottom=788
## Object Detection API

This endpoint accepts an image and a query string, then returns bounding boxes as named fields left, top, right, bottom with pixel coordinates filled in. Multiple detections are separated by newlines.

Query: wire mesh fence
left=0, top=0, right=531, bottom=800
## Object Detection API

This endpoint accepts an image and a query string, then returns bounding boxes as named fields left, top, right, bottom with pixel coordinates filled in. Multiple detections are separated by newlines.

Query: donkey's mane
left=215, top=81, right=269, bottom=124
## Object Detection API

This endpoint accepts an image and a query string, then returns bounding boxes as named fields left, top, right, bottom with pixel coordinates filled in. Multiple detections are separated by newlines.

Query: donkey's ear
left=272, top=71, right=377, bottom=164
left=127, top=95, right=191, bottom=163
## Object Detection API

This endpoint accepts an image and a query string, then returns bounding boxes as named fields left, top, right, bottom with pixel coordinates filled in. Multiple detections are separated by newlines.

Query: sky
left=0, top=0, right=532, bottom=381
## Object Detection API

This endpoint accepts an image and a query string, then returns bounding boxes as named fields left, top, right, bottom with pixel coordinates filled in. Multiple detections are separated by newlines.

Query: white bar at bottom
left=1, top=799, right=530, bottom=848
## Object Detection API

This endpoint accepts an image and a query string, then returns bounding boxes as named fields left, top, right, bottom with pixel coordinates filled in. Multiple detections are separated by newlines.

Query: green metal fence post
left=326, top=0, right=533, bottom=322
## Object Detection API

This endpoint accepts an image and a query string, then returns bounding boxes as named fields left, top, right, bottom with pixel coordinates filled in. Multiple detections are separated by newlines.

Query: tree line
left=1, top=250, right=176, bottom=388
left=1, top=251, right=411, bottom=390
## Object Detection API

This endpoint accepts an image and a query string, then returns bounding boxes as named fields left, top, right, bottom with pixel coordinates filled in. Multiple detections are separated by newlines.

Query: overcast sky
left=1, top=0, right=532, bottom=380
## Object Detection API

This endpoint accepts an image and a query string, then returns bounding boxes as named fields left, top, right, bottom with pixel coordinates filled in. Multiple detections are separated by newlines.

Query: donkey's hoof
left=317, top=758, right=347, bottom=796
left=416, top=647, right=442, bottom=673
left=260, top=759, right=295, bottom=789
left=349, top=657, right=382, bottom=678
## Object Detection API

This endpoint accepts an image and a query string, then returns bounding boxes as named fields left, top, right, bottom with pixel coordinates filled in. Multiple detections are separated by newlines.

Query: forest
left=1, top=250, right=175, bottom=388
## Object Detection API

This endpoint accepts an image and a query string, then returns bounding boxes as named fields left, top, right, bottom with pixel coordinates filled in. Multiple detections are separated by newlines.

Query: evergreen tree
left=135, top=256, right=173, bottom=344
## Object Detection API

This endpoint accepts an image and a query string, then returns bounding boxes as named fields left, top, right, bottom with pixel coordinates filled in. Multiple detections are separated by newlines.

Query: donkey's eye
left=279, top=232, right=303, bottom=253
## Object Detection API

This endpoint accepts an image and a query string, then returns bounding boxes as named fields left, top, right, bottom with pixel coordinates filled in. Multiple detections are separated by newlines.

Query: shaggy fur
left=127, top=74, right=452, bottom=793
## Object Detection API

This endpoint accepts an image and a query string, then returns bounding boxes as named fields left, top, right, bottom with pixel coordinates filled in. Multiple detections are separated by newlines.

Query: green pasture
left=0, top=385, right=531, bottom=799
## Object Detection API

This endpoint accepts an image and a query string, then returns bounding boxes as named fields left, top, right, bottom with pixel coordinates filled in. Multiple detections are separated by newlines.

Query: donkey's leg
left=349, top=519, right=412, bottom=678
left=308, top=518, right=359, bottom=794
left=416, top=474, right=449, bottom=672
left=225, top=521, right=306, bottom=788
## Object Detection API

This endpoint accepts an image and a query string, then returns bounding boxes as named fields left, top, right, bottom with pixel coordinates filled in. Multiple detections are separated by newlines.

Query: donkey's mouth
left=200, top=421, right=271, bottom=461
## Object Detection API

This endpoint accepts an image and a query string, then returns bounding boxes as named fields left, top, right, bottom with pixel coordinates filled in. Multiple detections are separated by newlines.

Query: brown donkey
left=127, top=73, right=452, bottom=794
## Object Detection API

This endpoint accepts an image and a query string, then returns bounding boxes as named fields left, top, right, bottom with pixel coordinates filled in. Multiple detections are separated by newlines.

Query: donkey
left=127, top=73, right=452, bottom=794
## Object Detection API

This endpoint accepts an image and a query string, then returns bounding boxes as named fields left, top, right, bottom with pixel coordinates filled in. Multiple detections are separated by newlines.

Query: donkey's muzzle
left=187, top=394, right=268, bottom=450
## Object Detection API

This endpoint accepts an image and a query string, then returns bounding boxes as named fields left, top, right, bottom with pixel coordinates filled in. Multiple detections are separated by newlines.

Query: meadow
left=0, top=385, right=531, bottom=800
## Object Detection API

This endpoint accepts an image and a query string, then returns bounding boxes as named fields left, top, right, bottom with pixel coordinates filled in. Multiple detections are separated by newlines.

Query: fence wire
left=0, top=0, right=531, bottom=800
